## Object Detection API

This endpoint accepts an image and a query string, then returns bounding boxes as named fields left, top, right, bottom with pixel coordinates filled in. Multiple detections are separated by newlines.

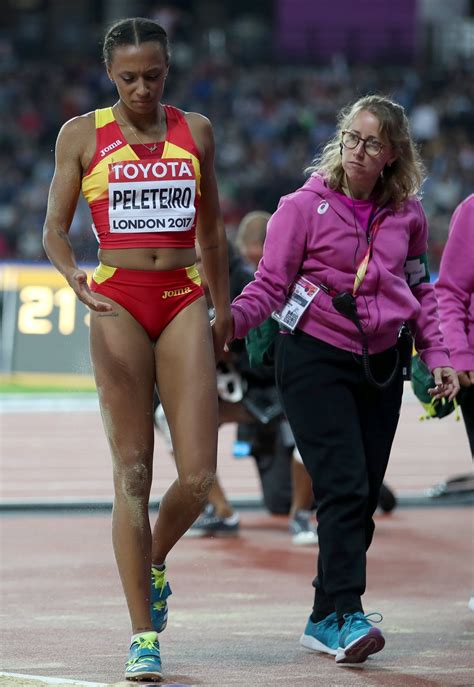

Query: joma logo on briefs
left=162, top=287, right=192, bottom=299
left=100, top=139, right=122, bottom=157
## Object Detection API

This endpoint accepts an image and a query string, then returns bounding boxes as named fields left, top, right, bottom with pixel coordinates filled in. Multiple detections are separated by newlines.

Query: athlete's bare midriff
left=98, top=246, right=197, bottom=271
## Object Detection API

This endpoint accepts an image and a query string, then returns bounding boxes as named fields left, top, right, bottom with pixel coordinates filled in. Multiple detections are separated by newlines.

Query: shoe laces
left=342, top=611, right=383, bottom=632
left=135, top=635, right=158, bottom=651
left=151, top=567, right=167, bottom=593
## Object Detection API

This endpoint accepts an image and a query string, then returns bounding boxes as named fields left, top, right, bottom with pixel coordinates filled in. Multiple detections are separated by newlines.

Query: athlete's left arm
left=191, top=114, right=232, bottom=358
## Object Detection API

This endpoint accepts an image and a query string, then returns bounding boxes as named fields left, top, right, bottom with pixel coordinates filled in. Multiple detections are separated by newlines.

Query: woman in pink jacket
left=435, top=194, right=474, bottom=457
left=228, top=95, right=459, bottom=666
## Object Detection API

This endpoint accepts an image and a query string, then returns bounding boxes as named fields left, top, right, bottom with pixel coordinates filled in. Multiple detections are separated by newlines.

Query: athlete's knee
left=116, top=461, right=152, bottom=499
left=183, top=469, right=216, bottom=502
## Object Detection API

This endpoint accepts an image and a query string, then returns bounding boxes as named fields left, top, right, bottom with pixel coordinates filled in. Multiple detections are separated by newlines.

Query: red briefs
left=90, top=262, right=204, bottom=340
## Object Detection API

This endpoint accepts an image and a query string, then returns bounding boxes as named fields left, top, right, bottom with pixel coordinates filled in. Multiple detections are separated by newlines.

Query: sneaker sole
left=300, top=633, right=337, bottom=656
left=184, top=528, right=240, bottom=538
left=125, top=670, right=162, bottom=681
left=336, top=628, right=385, bottom=664
left=292, top=532, right=319, bottom=546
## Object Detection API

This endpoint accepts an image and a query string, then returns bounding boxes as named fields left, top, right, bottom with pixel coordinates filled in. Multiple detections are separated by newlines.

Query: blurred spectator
left=410, top=101, right=439, bottom=142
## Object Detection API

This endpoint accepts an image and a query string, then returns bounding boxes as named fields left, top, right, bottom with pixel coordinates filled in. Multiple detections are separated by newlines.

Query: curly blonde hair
left=306, top=95, right=426, bottom=208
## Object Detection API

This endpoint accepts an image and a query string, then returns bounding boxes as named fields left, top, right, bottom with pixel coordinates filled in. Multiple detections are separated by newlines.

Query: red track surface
left=0, top=392, right=473, bottom=685
left=0, top=388, right=472, bottom=504
left=1, top=509, right=473, bottom=686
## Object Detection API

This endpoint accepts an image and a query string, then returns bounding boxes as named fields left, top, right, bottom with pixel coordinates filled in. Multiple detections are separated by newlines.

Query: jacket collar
left=300, top=173, right=392, bottom=226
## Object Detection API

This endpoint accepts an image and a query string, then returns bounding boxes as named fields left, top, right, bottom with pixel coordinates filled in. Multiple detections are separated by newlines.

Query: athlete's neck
left=115, top=101, right=163, bottom=134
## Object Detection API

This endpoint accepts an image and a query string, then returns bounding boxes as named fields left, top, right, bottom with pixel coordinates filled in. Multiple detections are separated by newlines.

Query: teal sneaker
left=150, top=565, right=172, bottom=633
left=336, top=611, right=384, bottom=664
left=300, top=611, right=338, bottom=655
left=125, top=631, right=162, bottom=681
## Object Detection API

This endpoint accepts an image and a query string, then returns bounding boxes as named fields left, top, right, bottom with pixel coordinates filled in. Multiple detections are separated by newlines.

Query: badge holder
left=272, top=276, right=320, bottom=332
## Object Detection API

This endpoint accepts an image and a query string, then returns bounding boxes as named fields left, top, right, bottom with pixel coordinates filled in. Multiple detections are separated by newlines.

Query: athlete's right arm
left=42, top=117, right=112, bottom=312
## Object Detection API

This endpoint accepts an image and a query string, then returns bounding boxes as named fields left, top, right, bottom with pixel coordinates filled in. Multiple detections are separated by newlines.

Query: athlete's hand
left=67, top=269, right=113, bottom=312
left=428, top=366, right=460, bottom=402
left=222, top=314, right=236, bottom=354
left=211, top=312, right=233, bottom=363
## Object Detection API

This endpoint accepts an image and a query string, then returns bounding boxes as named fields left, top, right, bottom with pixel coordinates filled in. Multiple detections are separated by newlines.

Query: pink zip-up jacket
left=435, top=194, right=474, bottom=373
left=232, top=174, right=450, bottom=371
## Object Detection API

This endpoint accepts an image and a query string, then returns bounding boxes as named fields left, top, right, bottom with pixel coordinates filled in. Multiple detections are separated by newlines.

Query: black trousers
left=274, top=331, right=403, bottom=620
left=459, top=385, right=474, bottom=457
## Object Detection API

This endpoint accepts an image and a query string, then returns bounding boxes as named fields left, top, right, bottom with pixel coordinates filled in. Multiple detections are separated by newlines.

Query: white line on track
left=0, top=672, right=107, bottom=686
left=0, top=395, right=99, bottom=413
left=0, top=384, right=419, bottom=414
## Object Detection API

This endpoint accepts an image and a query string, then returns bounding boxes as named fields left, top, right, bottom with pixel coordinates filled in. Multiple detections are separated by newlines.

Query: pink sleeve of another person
left=231, top=194, right=307, bottom=339
left=435, top=195, right=474, bottom=372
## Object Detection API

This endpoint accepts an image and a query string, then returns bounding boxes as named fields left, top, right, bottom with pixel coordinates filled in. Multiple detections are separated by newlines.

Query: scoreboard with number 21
left=1, top=263, right=94, bottom=385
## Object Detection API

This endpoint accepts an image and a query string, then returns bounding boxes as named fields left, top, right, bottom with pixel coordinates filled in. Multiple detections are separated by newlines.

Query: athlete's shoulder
left=163, top=104, right=211, bottom=134
left=182, top=111, right=212, bottom=130
left=182, top=112, right=213, bottom=154
left=58, top=111, right=96, bottom=143
left=165, top=107, right=211, bottom=160
left=165, top=104, right=209, bottom=124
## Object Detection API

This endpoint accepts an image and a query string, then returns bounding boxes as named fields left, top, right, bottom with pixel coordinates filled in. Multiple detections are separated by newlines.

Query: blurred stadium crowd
left=1, top=23, right=472, bottom=267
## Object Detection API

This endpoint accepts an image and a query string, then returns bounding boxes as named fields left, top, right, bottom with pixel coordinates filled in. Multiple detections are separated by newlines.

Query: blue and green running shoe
left=300, top=611, right=339, bottom=655
left=125, top=631, right=162, bottom=681
left=150, top=565, right=172, bottom=633
left=336, top=611, right=385, bottom=664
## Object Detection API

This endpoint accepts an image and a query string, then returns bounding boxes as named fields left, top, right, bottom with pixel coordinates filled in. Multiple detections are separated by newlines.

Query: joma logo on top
left=100, top=139, right=123, bottom=157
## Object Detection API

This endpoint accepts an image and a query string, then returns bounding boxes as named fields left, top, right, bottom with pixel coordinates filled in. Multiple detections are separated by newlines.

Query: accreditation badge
left=272, top=276, right=319, bottom=332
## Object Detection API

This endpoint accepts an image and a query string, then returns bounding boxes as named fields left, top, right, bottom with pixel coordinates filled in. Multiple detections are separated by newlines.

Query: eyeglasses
left=341, top=130, right=384, bottom=157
